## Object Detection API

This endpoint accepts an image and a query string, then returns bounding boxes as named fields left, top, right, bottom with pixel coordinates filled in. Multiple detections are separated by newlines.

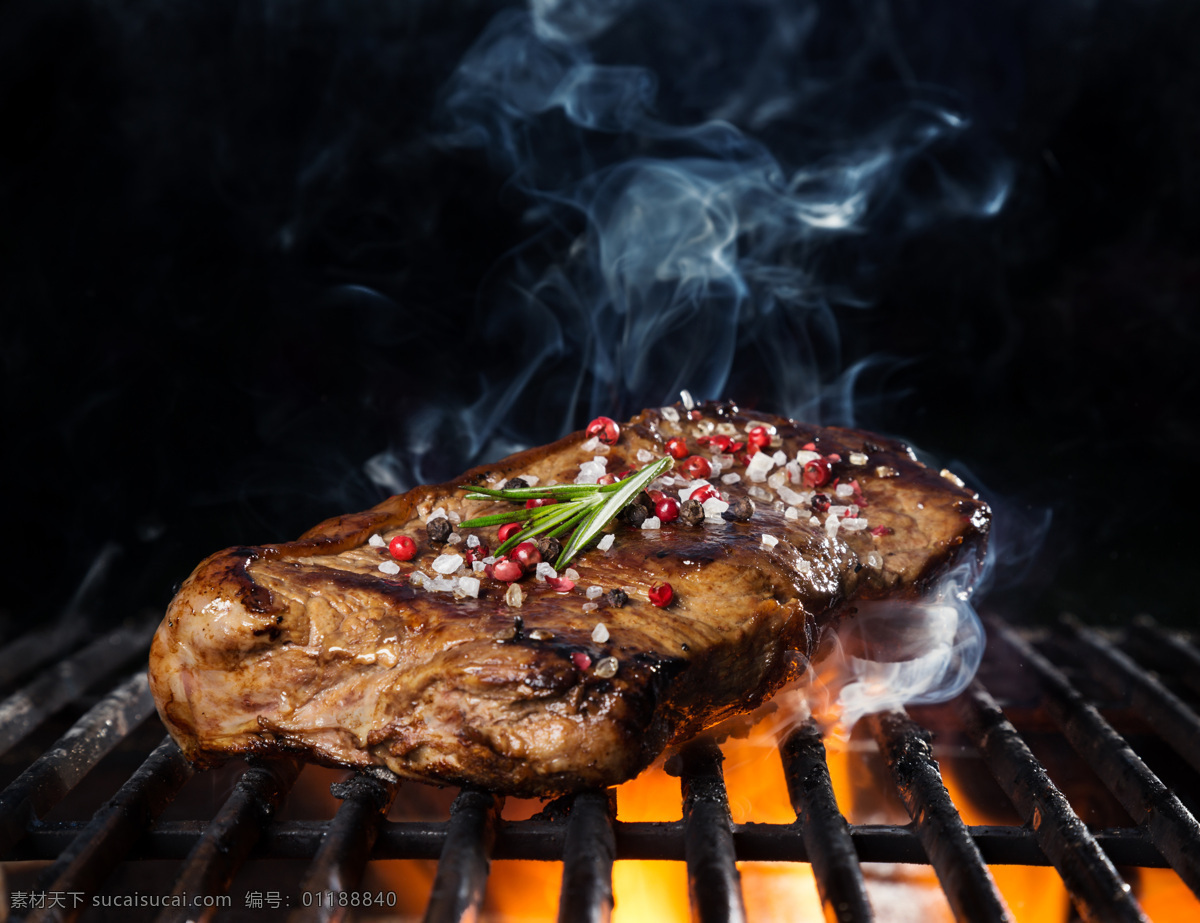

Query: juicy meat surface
left=149, top=402, right=988, bottom=795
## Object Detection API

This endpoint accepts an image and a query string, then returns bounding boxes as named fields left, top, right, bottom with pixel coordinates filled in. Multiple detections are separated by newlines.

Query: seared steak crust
left=150, top=402, right=988, bottom=795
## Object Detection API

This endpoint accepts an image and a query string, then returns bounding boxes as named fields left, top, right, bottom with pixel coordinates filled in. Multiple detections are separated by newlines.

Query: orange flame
left=940, top=752, right=1200, bottom=923
left=361, top=723, right=1200, bottom=922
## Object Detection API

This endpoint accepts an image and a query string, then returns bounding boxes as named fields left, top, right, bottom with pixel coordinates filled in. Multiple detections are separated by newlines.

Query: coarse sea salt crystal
left=767, top=469, right=788, bottom=490
left=772, top=449, right=787, bottom=466
left=773, top=500, right=786, bottom=512
left=641, top=516, right=662, bottom=530
left=713, top=453, right=734, bottom=469
left=661, top=406, right=680, bottom=422
left=587, top=585, right=604, bottom=600
left=581, top=435, right=603, bottom=453
left=582, top=602, right=599, bottom=613
left=835, top=483, right=855, bottom=499
left=795, top=450, right=821, bottom=465
left=458, top=576, right=481, bottom=598
left=761, top=534, right=779, bottom=548
left=472, top=561, right=486, bottom=573
left=466, top=534, right=480, bottom=548
left=875, top=465, right=898, bottom=479
left=506, top=584, right=524, bottom=608
left=825, top=515, right=841, bottom=538
left=368, top=534, right=385, bottom=547
left=746, top=451, right=775, bottom=482
left=747, top=485, right=772, bottom=502
left=378, top=560, right=401, bottom=575
left=594, top=656, right=619, bottom=678
left=565, top=568, right=581, bottom=581
left=850, top=452, right=869, bottom=466
left=427, top=507, right=447, bottom=522
left=432, top=554, right=464, bottom=575
left=940, top=468, right=966, bottom=488
left=448, top=511, right=461, bottom=524
left=716, top=422, right=739, bottom=436
left=592, top=622, right=610, bottom=643
left=785, top=506, right=800, bottom=520
left=430, top=576, right=457, bottom=592
left=522, top=474, right=540, bottom=486
left=447, top=533, right=462, bottom=545
left=680, top=389, right=695, bottom=410
left=482, top=555, right=497, bottom=565
left=809, top=516, right=820, bottom=527
left=866, top=551, right=883, bottom=569
left=576, top=459, right=606, bottom=484
left=636, top=448, right=654, bottom=463
left=721, top=472, right=741, bottom=485
left=796, top=559, right=812, bottom=575
left=703, top=498, right=729, bottom=519
left=536, top=562, right=558, bottom=582
left=778, top=486, right=808, bottom=507
left=841, top=518, right=869, bottom=532
left=829, top=505, right=849, bottom=518
left=410, top=571, right=429, bottom=587
left=597, top=533, right=615, bottom=551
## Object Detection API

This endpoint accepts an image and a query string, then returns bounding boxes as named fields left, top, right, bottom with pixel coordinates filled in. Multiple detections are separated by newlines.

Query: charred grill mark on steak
left=149, top=402, right=989, bottom=795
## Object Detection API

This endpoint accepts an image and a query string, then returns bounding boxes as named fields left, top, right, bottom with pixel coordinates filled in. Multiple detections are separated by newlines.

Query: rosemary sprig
left=457, top=456, right=672, bottom=570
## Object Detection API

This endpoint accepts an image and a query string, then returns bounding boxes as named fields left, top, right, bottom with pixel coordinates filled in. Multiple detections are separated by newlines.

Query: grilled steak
left=149, top=401, right=988, bottom=795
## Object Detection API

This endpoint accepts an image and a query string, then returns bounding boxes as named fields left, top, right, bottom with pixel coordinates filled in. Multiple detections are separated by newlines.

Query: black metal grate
left=3, top=614, right=1200, bottom=922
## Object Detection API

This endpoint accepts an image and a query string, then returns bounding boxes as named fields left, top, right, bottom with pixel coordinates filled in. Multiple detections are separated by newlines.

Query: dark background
left=3, top=0, right=1198, bottom=633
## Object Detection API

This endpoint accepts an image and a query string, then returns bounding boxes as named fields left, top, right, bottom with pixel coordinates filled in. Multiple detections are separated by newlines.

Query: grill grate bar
left=956, top=680, right=1148, bottom=923
left=0, top=624, right=87, bottom=690
left=868, top=708, right=1014, bottom=923
left=679, top=738, right=747, bottom=923
left=13, top=818, right=1176, bottom=867
left=287, top=772, right=398, bottom=923
left=0, top=672, right=154, bottom=856
left=7, top=619, right=1200, bottom=920
left=1125, top=616, right=1200, bottom=698
left=779, top=719, right=873, bottom=922
left=422, top=789, right=501, bottom=923
left=154, top=758, right=302, bottom=923
left=25, top=737, right=192, bottom=923
left=1059, top=616, right=1200, bottom=776
left=556, top=789, right=617, bottom=923
left=991, top=617, right=1200, bottom=895
left=0, top=625, right=153, bottom=759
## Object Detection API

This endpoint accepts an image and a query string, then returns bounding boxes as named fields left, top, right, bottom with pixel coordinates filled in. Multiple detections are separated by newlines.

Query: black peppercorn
left=426, top=517, right=452, bottom=543
left=536, top=535, right=563, bottom=561
left=619, top=502, right=647, bottom=527
left=722, top=497, right=754, bottom=522
left=606, top=588, right=628, bottom=608
left=811, top=493, right=830, bottom=513
left=503, top=477, right=529, bottom=491
left=678, top=498, right=704, bottom=526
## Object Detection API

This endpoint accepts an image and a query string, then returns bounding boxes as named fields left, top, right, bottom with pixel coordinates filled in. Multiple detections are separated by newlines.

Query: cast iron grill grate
left=2, top=614, right=1200, bottom=922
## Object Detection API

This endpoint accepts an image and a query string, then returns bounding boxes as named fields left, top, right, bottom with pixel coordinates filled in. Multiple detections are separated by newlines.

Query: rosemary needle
left=458, top=456, right=672, bottom=569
